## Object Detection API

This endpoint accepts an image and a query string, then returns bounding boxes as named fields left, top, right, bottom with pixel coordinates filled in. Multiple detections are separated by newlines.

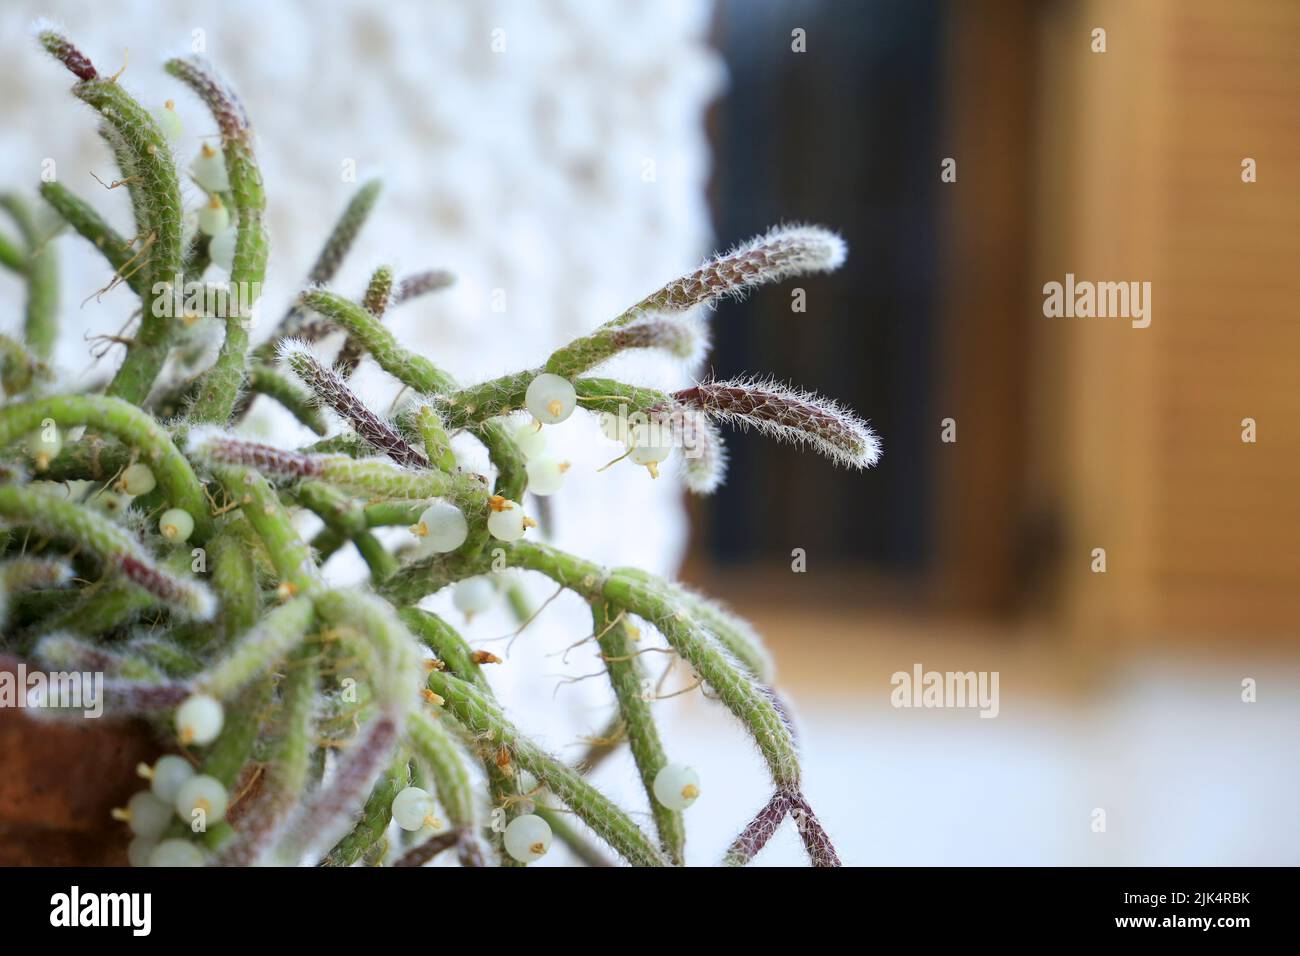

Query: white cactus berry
left=628, top=423, right=673, bottom=477
left=175, top=693, right=223, bottom=746
left=192, top=142, right=230, bottom=193
left=209, top=225, right=237, bottom=272
left=517, top=769, right=542, bottom=795
left=126, top=790, right=173, bottom=839
left=503, top=813, right=552, bottom=863
left=511, top=420, right=548, bottom=459
left=127, top=837, right=156, bottom=868
left=148, top=755, right=196, bottom=803
left=147, top=838, right=204, bottom=867
left=197, top=194, right=230, bottom=237
left=159, top=508, right=195, bottom=543
left=153, top=99, right=183, bottom=142
left=174, top=774, right=229, bottom=825
left=652, top=763, right=700, bottom=810
left=525, top=458, right=569, bottom=496
left=486, top=497, right=528, bottom=541
left=452, top=576, right=496, bottom=616
left=411, top=501, right=468, bottom=553
left=391, top=786, right=439, bottom=831
left=25, top=427, right=62, bottom=470
left=94, top=492, right=132, bottom=519
left=118, top=462, right=157, bottom=496
left=599, top=409, right=630, bottom=444
left=524, top=373, right=577, bottom=425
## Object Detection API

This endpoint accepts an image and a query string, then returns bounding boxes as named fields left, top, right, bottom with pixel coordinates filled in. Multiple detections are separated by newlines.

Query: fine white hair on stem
left=666, top=405, right=728, bottom=494
left=673, top=376, right=881, bottom=470
left=277, top=338, right=428, bottom=468
left=637, top=225, right=847, bottom=313
left=185, top=426, right=326, bottom=478
left=613, top=311, right=710, bottom=367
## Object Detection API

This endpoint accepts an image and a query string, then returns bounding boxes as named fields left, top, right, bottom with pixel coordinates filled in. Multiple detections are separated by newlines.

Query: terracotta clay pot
left=0, top=656, right=161, bottom=865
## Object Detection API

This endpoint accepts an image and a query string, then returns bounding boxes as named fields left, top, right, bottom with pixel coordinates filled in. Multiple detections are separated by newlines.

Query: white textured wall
left=2, top=0, right=737, bottom=862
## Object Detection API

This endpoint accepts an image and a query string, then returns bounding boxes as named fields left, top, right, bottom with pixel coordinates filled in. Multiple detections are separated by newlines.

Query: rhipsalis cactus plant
left=0, top=28, right=880, bottom=867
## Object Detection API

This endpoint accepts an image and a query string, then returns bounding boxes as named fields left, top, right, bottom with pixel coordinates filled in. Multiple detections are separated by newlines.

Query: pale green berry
left=652, top=763, right=700, bottom=810
left=126, top=791, right=173, bottom=838
left=628, top=423, right=673, bottom=477
left=174, top=774, right=228, bottom=825
left=118, top=462, right=157, bottom=496
left=147, top=755, right=196, bottom=803
left=25, top=427, right=62, bottom=471
left=192, top=142, right=230, bottom=192
left=599, top=409, right=630, bottom=444
left=503, top=813, right=552, bottom=863
left=198, top=194, right=230, bottom=236
left=209, top=225, right=237, bottom=271
left=517, top=769, right=541, bottom=795
left=452, top=576, right=496, bottom=616
left=512, top=421, right=548, bottom=459
left=486, top=496, right=528, bottom=541
left=94, top=492, right=132, bottom=519
left=127, top=837, right=156, bottom=868
left=159, top=508, right=195, bottom=543
left=147, top=838, right=204, bottom=867
left=524, top=373, right=577, bottom=425
left=525, top=458, right=569, bottom=496
left=411, top=501, right=468, bottom=553
left=154, top=99, right=183, bottom=142
left=391, top=786, right=439, bottom=831
left=176, top=693, right=223, bottom=745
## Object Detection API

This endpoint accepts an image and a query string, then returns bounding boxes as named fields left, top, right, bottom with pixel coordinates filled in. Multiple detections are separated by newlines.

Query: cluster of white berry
left=119, top=752, right=228, bottom=867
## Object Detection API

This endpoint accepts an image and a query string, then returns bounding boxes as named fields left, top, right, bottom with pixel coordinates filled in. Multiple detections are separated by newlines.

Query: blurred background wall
left=684, top=0, right=1300, bottom=863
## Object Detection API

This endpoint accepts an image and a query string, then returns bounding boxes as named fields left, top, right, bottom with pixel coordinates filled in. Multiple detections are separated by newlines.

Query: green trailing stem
left=406, top=711, right=477, bottom=834
left=311, top=498, right=425, bottom=562
left=295, top=481, right=397, bottom=580
left=0, top=484, right=213, bottom=620
left=617, top=566, right=773, bottom=682
left=592, top=601, right=686, bottom=864
left=55, top=66, right=184, bottom=401
left=601, top=570, right=800, bottom=790
left=0, top=335, right=45, bottom=397
left=34, top=632, right=165, bottom=682
left=298, top=290, right=455, bottom=393
left=247, top=364, right=328, bottom=434
left=0, top=229, right=23, bottom=272
left=1, top=193, right=60, bottom=362
left=426, top=668, right=668, bottom=867
left=411, top=402, right=457, bottom=471
left=399, top=607, right=493, bottom=694
left=216, top=466, right=320, bottom=595
left=412, top=540, right=800, bottom=790
left=202, top=677, right=275, bottom=790
left=166, top=57, right=269, bottom=423
left=196, top=594, right=315, bottom=699
left=0, top=392, right=210, bottom=522
left=271, top=651, right=320, bottom=806
left=209, top=528, right=261, bottom=643
left=37, top=550, right=192, bottom=636
left=0, top=394, right=212, bottom=541
left=334, top=265, right=393, bottom=378
left=317, top=455, right=486, bottom=504
left=312, top=589, right=423, bottom=718
left=323, top=754, right=410, bottom=867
